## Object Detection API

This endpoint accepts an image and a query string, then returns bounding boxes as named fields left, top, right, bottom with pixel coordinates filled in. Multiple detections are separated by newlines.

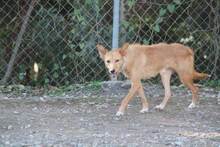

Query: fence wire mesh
left=119, top=0, right=220, bottom=85
left=0, top=0, right=219, bottom=86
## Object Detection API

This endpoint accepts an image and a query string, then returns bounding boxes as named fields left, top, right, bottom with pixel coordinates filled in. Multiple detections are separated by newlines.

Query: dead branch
left=0, top=0, right=38, bottom=85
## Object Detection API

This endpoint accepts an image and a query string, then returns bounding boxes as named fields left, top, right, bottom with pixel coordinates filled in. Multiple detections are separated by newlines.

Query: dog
left=96, top=43, right=208, bottom=116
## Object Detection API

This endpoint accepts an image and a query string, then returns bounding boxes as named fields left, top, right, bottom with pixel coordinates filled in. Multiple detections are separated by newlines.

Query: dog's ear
left=119, top=43, right=129, bottom=56
left=122, top=43, right=129, bottom=50
left=96, top=44, right=108, bottom=60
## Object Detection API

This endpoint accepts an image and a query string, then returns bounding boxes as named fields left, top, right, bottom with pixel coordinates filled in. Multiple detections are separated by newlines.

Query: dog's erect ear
left=119, top=43, right=129, bottom=56
left=122, top=43, right=129, bottom=50
left=96, top=44, right=108, bottom=60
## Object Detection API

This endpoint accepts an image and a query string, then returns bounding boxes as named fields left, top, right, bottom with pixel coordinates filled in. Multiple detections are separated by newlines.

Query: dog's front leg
left=116, top=80, right=140, bottom=116
left=155, top=68, right=172, bottom=110
left=138, top=84, right=149, bottom=113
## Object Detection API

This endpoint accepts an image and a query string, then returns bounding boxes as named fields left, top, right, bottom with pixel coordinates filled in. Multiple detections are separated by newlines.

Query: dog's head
left=96, top=43, right=129, bottom=78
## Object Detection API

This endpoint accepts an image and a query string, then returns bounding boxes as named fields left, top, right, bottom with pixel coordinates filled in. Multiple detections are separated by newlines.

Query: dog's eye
left=115, top=59, right=120, bottom=63
left=106, top=60, right=110, bottom=63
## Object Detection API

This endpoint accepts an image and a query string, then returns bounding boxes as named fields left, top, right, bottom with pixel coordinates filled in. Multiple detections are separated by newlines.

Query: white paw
left=154, top=104, right=165, bottom=110
left=188, top=102, right=197, bottom=109
left=140, top=108, right=149, bottom=113
left=116, top=111, right=124, bottom=116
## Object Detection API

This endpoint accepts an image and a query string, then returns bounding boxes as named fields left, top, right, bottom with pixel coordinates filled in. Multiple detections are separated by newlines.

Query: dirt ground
left=0, top=82, right=219, bottom=146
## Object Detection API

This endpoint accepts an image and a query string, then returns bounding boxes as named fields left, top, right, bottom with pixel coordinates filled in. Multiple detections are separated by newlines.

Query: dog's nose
left=110, top=69, right=115, bottom=74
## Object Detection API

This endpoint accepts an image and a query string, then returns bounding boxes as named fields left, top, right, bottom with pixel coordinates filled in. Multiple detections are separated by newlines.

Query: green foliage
left=47, top=81, right=102, bottom=96
left=143, top=39, right=150, bottom=45
left=204, top=80, right=220, bottom=89
left=0, top=26, right=15, bottom=76
left=87, top=81, right=102, bottom=91
left=23, top=6, right=67, bottom=85
left=121, top=0, right=182, bottom=43
left=127, top=0, right=136, bottom=9
left=159, top=8, right=167, bottom=16
left=152, top=1, right=179, bottom=33
left=167, top=4, right=176, bottom=13
left=153, top=24, right=160, bottom=33
left=17, top=1, right=111, bottom=85
left=173, top=0, right=181, bottom=5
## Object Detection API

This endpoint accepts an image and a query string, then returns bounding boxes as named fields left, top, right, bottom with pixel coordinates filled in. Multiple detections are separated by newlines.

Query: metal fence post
left=111, top=0, right=120, bottom=80
left=112, top=0, right=120, bottom=49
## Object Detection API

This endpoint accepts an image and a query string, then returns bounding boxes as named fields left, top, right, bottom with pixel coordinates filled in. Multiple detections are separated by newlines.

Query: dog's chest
left=122, top=63, right=131, bottom=78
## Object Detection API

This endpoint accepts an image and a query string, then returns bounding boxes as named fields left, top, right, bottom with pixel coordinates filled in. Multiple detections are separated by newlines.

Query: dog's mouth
left=109, top=72, right=118, bottom=79
left=111, top=73, right=117, bottom=78
left=110, top=73, right=117, bottom=80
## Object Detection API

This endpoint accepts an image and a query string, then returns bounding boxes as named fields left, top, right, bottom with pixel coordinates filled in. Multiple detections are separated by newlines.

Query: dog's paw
left=188, top=102, right=197, bottom=109
left=140, top=108, right=149, bottom=113
left=154, top=104, right=165, bottom=110
left=116, top=111, right=124, bottom=116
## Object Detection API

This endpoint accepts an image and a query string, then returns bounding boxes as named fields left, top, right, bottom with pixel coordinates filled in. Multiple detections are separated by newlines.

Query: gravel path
left=0, top=82, right=219, bottom=146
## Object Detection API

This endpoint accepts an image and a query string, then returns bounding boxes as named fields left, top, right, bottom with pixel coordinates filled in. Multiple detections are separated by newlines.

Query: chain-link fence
left=0, top=0, right=219, bottom=86
left=119, top=0, right=220, bottom=85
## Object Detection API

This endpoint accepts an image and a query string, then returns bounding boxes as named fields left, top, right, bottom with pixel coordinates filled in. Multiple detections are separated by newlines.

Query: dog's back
left=122, top=43, right=195, bottom=79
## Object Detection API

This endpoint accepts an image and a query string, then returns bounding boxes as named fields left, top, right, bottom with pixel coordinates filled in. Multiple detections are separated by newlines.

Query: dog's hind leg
left=155, top=68, right=172, bottom=110
left=184, top=79, right=198, bottom=109
left=180, top=75, right=199, bottom=108
left=187, top=82, right=199, bottom=108
left=116, top=79, right=141, bottom=116
left=138, top=84, right=149, bottom=113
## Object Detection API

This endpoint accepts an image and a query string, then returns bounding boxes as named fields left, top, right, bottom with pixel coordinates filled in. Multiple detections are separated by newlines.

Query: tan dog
left=96, top=43, right=208, bottom=116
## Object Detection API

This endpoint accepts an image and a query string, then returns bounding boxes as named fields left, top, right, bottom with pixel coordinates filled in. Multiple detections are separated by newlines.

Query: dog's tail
left=193, top=71, right=210, bottom=80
